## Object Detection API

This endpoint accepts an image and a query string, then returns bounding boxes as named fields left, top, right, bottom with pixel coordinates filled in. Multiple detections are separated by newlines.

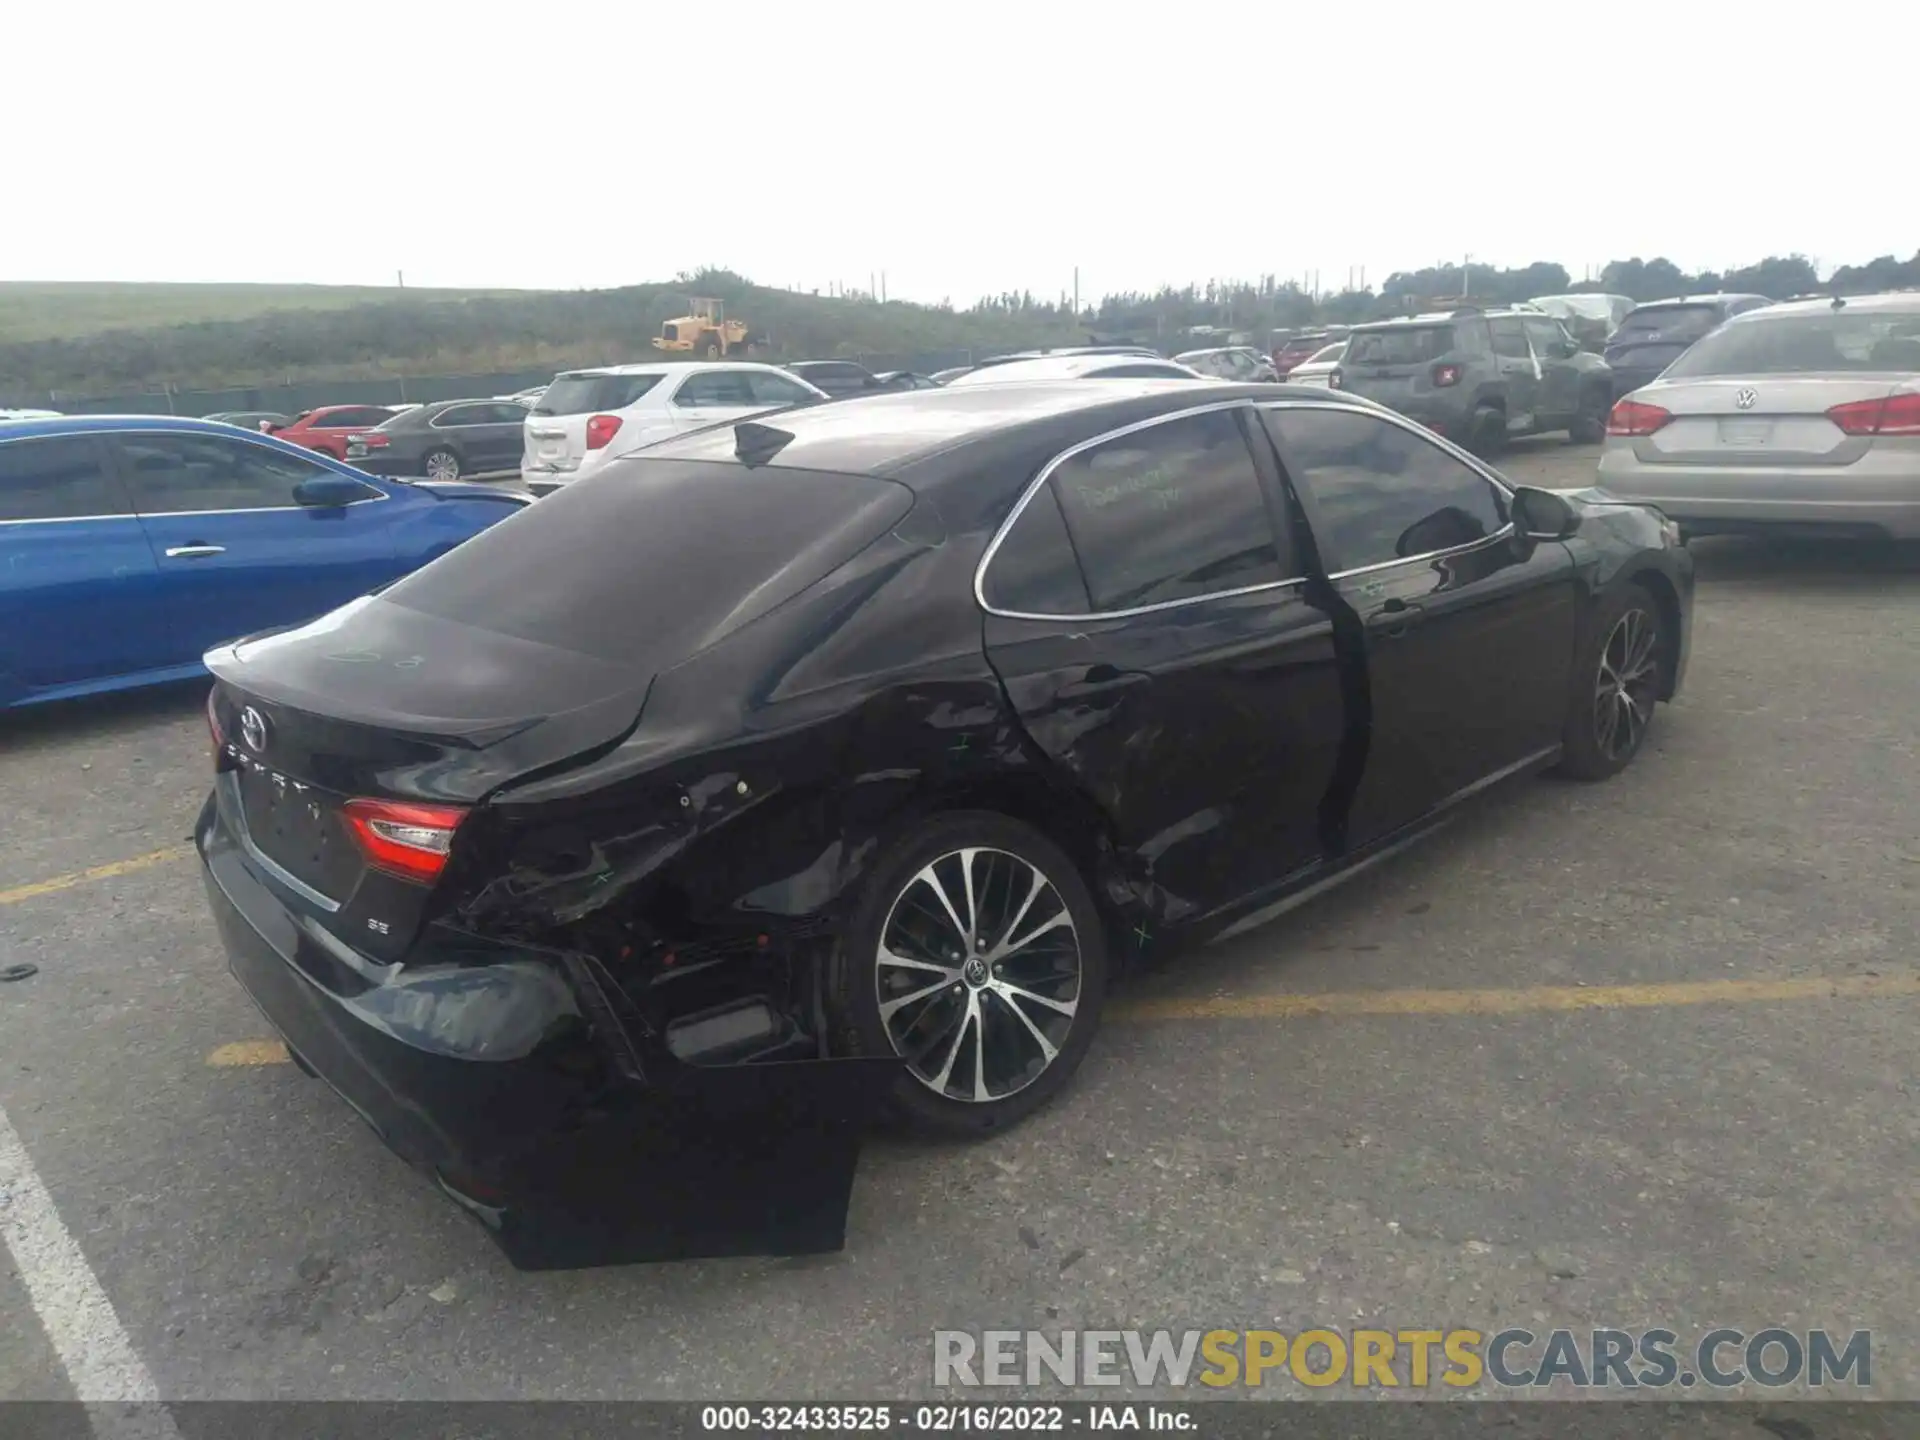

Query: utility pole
left=1462, top=254, right=1473, bottom=297
left=881, top=271, right=887, bottom=303
left=1073, top=266, right=1079, bottom=315
left=396, top=270, right=404, bottom=288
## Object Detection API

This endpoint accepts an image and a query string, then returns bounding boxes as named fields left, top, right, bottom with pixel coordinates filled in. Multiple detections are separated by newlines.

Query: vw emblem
left=1734, top=388, right=1758, bottom=411
left=239, top=706, right=268, bottom=754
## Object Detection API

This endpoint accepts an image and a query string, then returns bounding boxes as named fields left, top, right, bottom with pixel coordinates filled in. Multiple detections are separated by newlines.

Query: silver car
left=1595, top=292, right=1920, bottom=540
left=1283, top=341, right=1347, bottom=387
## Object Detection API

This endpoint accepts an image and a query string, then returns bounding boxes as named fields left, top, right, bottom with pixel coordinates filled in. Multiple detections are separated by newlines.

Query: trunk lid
left=206, top=456, right=914, bottom=950
left=1634, top=376, right=1905, bottom=467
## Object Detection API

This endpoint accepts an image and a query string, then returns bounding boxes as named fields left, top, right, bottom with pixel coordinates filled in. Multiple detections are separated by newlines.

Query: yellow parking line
left=1112, top=973, right=1920, bottom=1022
left=207, top=1040, right=290, bottom=1067
left=205, top=973, right=1920, bottom=1068
left=0, top=844, right=193, bottom=908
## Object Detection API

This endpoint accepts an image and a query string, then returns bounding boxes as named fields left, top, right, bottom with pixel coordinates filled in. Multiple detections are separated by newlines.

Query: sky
left=3, top=1, right=1911, bottom=306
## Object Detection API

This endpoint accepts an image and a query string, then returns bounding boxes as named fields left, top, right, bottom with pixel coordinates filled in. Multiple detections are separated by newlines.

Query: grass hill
left=0, top=273, right=1084, bottom=400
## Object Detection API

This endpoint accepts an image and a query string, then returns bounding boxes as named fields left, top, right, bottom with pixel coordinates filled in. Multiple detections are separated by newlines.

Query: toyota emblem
left=1734, top=388, right=1758, bottom=410
left=239, top=706, right=268, bottom=754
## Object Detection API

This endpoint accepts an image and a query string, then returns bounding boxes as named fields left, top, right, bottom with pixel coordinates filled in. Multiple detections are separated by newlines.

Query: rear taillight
left=1328, top=370, right=1342, bottom=389
left=585, top=414, right=622, bottom=450
left=343, top=799, right=469, bottom=884
left=1826, top=392, right=1920, bottom=437
left=1431, top=362, right=1462, bottom=388
left=1607, top=399, right=1672, bottom=437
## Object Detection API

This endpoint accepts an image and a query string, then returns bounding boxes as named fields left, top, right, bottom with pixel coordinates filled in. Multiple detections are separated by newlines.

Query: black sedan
left=197, top=379, right=1692, bottom=1267
left=344, top=398, right=531, bottom=481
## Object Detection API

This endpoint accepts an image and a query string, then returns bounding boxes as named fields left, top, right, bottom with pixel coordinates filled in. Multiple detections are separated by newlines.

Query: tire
left=831, top=811, right=1109, bottom=1137
left=1467, top=404, right=1507, bottom=457
left=702, top=339, right=722, bottom=360
left=1555, top=582, right=1665, bottom=781
left=1568, top=388, right=1610, bottom=444
left=422, top=448, right=461, bottom=482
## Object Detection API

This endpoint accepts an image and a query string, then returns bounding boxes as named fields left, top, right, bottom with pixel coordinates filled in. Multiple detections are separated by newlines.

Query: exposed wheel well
left=1628, top=568, right=1683, bottom=699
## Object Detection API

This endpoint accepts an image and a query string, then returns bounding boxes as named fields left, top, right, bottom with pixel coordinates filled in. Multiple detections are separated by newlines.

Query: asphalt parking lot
left=4, top=439, right=1919, bottom=1405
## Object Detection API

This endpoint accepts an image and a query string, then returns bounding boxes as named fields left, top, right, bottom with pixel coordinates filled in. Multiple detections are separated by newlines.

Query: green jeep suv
left=1335, top=308, right=1616, bottom=455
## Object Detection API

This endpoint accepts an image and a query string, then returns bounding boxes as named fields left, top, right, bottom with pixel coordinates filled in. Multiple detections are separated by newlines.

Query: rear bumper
left=1596, top=446, right=1920, bottom=539
left=195, top=793, right=897, bottom=1269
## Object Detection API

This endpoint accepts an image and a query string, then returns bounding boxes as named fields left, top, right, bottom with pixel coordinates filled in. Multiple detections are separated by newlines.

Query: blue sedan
left=0, top=414, right=530, bottom=709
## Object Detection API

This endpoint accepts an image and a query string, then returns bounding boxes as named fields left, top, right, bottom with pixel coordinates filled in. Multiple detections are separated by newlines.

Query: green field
left=0, top=280, right=539, bottom=344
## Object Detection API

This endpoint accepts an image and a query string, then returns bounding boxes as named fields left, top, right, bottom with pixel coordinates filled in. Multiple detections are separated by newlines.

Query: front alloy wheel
left=1593, top=606, right=1660, bottom=763
left=877, top=847, right=1081, bottom=1105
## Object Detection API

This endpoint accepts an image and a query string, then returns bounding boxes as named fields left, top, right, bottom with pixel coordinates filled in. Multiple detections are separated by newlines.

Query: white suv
left=521, top=362, right=827, bottom=496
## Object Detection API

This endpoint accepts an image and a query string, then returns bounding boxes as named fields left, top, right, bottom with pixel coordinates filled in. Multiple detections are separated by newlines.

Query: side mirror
left=1510, top=485, right=1581, bottom=541
left=292, top=474, right=368, bottom=508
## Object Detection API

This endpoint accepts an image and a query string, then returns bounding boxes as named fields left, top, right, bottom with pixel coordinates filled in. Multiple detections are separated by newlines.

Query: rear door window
left=674, top=371, right=755, bottom=407
left=317, top=407, right=391, bottom=429
left=1046, top=407, right=1290, bottom=612
left=981, top=483, right=1092, bottom=616
left=1346, top=327, right=1455, bottom=365
left=0, top=435, right=128, bottom=521
left=1489, top=318, right=1530, bottom=358
left=431, top=404, right=488, bottom=427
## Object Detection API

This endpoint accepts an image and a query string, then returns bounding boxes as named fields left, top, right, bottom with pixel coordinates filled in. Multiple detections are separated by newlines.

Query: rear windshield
left=378, top=458, right=912, bottom=663
left=1612, top=305, right=1721, bottom=344
left=533, top=373, right=663, bottom=416
left=1663, top=311, right=1920, bottom=378
left=1345, top=327, right=1454, bottom=365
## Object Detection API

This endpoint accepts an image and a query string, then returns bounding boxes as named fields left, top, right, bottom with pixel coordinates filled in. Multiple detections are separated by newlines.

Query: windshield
left=1662, top=311, right=1920, bottom=378
left=532, top=373, right=663, bottom=416
left=1612, top=305, right=1722, bottom=346
left=1346, top=327, right=1452, bottom=365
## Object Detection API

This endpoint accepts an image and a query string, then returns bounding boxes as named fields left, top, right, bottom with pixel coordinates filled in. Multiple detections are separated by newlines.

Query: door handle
left=164, top=544, right=226, bottom=559
left=1367, top=599, right=1426, bottom=639
left=1057, top=663, right=1147, bottom=700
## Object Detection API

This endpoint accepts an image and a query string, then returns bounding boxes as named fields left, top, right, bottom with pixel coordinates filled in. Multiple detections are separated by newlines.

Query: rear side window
left=1346, top=327, right=1455, bottom=365
left=534, top=374, right=662, bottom=415
left=1489, top=318, right=1529, bottom=359
left=982, top=483, right=1092, bottom=615
left=745, top=371, right=820, bottom=406
left=0, top=436, right=127, bottom=521
left=431, top=404, right=487, bottom=427
left=316, top=408, right=391, bottom=429
left=1047, top=408, right=1288, bottom=612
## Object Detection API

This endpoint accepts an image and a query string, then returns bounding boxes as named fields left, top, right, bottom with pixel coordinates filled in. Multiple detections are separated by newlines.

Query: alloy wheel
left=425, top=451, right=460, bottom=481
left=1593, top=607, right=1659, bottom=761
left=875, top=847, right=1082, bottom=1104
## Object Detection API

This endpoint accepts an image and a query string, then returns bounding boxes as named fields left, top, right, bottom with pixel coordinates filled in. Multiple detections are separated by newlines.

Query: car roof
left=0, top=413, right=327, bottom=442
left=1721, top=291, right=1920, bottom=319
left=1631, top=293, right=1772, bottom=309
left=947, top=354, right=1202, bottom=384
left=635, top=378, right=1375, bottom=487
left=554, top=360, right=796, bottom=379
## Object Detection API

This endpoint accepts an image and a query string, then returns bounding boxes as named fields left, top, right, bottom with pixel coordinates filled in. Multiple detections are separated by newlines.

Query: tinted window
left=1614, top=305, right=1722, bottom=344
left=745, top=371, right=821, bottom=406
left=983, top=483, right=1092, bottom=615
left=1049, top=408, right=1286, bottom=612
left=1523, top=317, right=1571, bottom=355
left=316, top=408, right=390, bottom=429
left=792, top=363, right=872, bottom=394
left=115, top=434, right=351, bottom=514
left=483, top=402, right=534, bottom=423
left=1268, top=407, right=1507, bottom=572
left=1346, top=327, right=1455, bottom=364
left=431, top=404, right=488, bottom=427
left=1489, top=318, right=1530, bottom=358
left=0, top=436, right=126, bottom=521
left=1662, top=310, right=1920, bottom=377
left=674, top=371, right=756, bottom=407
left=533, top=374, right=662, bottom=415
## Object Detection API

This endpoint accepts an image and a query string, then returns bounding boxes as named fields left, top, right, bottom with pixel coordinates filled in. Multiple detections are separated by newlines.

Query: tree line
left=3, top=251, right=1916, bottom=401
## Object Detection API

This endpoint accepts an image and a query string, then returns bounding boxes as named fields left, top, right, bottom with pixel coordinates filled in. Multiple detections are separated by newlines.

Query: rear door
left=1489, top=316, right=1540, bottom=432
left=0, top=433, right=168, bottom=701
left=1264, top=402, right=1579, bottom=849
left=669, top=369, right=765, bottom=428
left=1525, top=317, right=1581, bottom=426
left=107, top=431, right=403, bottom=662
left=981, top=403, right=1349, bottom=919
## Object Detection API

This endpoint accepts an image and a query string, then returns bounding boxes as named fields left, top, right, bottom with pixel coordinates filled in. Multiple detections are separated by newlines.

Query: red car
left=1271, top=331, right=1340, bottom=378
left=268, top=404, right=400, bottom=460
